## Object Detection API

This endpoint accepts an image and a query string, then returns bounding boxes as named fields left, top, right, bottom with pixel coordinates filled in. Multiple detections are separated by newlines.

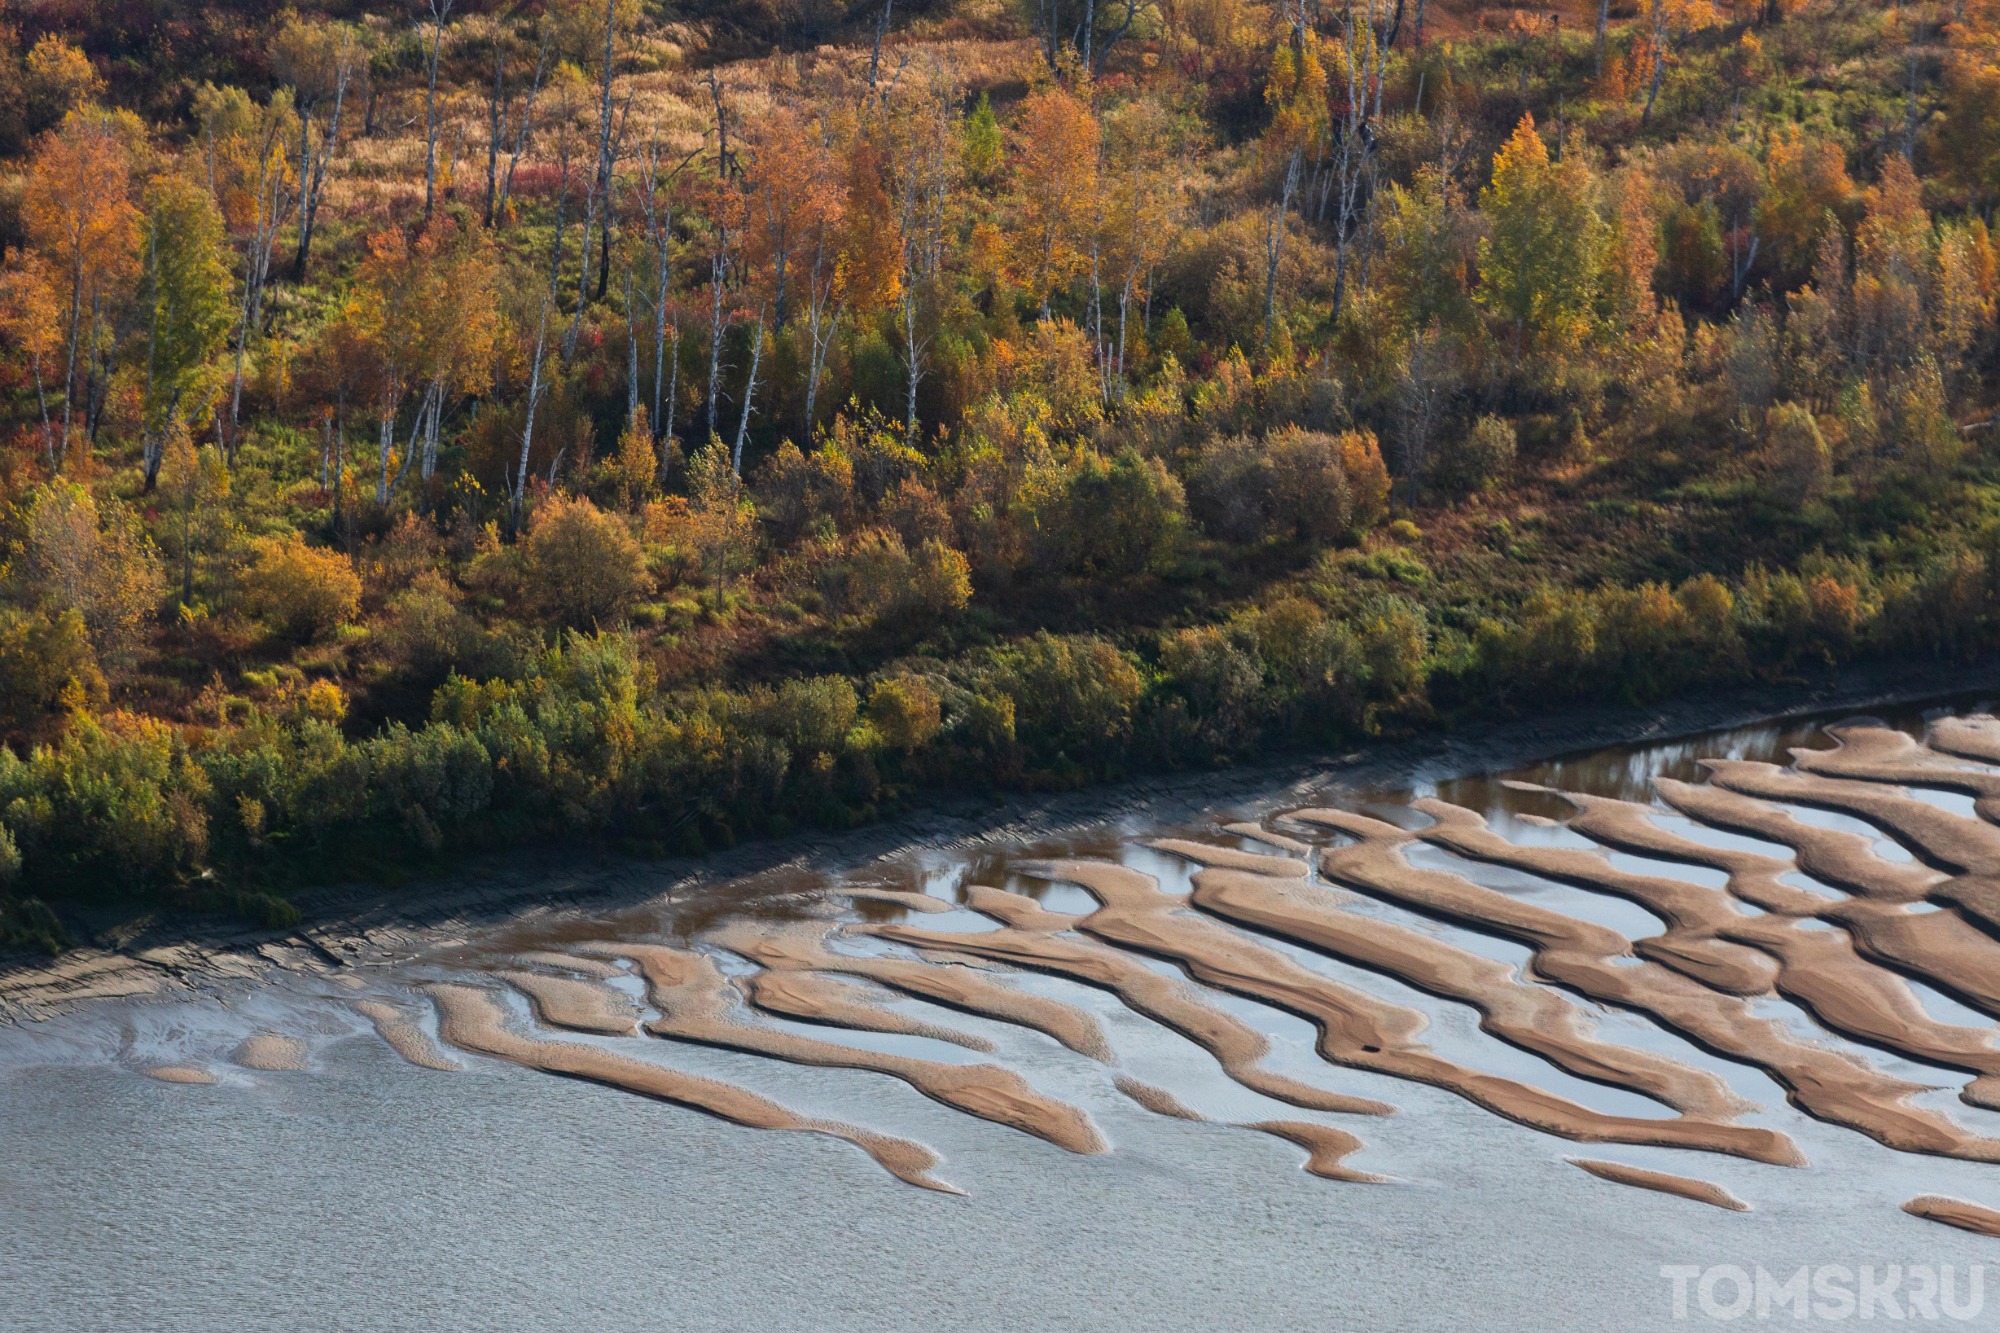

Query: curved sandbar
left=1299, top=807, right=1999, bottom=1162
left=425, top=982, right=955, bottom=1192
left=867, top=885, right=1395, bottom=1118
left=708, top=920, right=1110, bottom=1061
left=1032, top=857, right=1803, bottom=1165
left=1567, top=1158, right=1748, bottom=1211
left=495, top=969, right=641, bottom=1036
left=589, top=943, right=1106, bottom=1156
left=1903, top=1194, right=2000, bottom=1237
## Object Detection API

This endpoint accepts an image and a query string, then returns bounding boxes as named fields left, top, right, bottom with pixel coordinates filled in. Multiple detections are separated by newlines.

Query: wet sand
left=142, top=1065, right=215, bottom=1084
left=231, top=1034, right=307, bottom=1071
left=494, top=970, right=642, bottom=1036
left=1294, top=809, right=1985, bottom=1163
left=708, top=920, right=1111, bottom=1060
left=1035, top=857, right=1803, bottom=1165
left=424, top=982, right=956, bottom=1192
left=1566, top=1158, right=1749, bottom=1211
left=591, top=943, right=1107, bottom=1156
left=352, top=999, right=462, bottom=1072
left=1902, top=1194, right=2000, bottom=1237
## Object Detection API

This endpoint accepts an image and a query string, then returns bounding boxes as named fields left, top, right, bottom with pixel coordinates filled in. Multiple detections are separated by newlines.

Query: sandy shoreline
left=6, top=657, right=1998, bottom=1027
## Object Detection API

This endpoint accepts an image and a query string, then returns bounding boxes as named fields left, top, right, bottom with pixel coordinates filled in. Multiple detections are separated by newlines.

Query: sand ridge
left=353, top=999, right=463, bottom=1072
left=706, top=919, right=1112, bottom=1060
left=587, top=941, right=1108, bottom=1155
left=424, top=982, right=957, bottom=1191
left=1903, top=1194, right=2000, bottom=1237
left=738, top=969, right=998, bottom=1051
left=232, top=1033, right=308, bottom=1070
left=1026, top=856, right=1805, bottom=1165
left=1566, top=1158, right=1749, bottom=1211
left=493, top=969, right=642, bottom=1036
left=867, top=885, right=1396, bottom=1118
left=1428, top=791, right=2000, bottom=1101
left=1295, top=808, right=1990, bottom=1163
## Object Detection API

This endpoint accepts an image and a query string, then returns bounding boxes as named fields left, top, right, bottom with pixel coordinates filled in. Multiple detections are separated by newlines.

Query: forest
left=0, top=0, right=1994, bottom=950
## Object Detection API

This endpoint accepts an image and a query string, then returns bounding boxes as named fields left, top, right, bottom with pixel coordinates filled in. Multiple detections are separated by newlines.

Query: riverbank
left=4, top=654, right=1996, bottom=1024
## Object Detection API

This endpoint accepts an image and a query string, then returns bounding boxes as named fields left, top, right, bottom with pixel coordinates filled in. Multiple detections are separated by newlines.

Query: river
left=4, top=702, right=1999, bottom=1330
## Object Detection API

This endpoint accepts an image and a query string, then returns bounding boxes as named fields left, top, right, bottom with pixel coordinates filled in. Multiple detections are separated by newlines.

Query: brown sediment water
left=866, top=886, right=1396, bottom=1118
left=424, top=982, right=957, bottom=1192
left=738, top=969, right=997, bottom=1052
left=232, top=1034, right=307, bottom=1071
left=1566, top=1159, right=1749, bottom=1211
left=586, top=942, right=1107, bottom=1156
left=1033, top=857, right=1805, bottom=1165
left=1294, top=807, right=1996, bottom=1164
left=1168, top=851, right=1755, bottom=1124
left=494, top=970, right=641, bottom=1036
left=352, top=999, right=462, bottom=1072
left=706, top=920, right=1111, bottom=1061
left=1903, top=1194, right=2000, bottom=1237
left=143, top=1065, right=216, bottom=1084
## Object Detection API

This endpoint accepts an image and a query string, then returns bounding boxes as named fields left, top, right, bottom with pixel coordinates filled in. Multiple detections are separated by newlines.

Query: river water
left=5, top=703, right=2000, bottom=1331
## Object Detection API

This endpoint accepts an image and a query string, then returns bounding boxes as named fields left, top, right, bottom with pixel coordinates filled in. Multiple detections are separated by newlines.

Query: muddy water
left=7, top=701, right=2000, bottom=1330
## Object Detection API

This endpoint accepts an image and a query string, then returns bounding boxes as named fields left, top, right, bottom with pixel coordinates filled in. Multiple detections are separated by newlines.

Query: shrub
left=0, top=712, right=212, bottom=888
left=1158, top=626, right=1265, bottom=753
left=983, top=633, right=1145, bottom=776
left=521, top=494, right=648, bottom=628
left=1434, top=415, right=1516, bottom=496
left=867, top=675, right=943, bottom=752
left=1765, top=401, right=1831, bottom=505
left=0, top=608, right=105, bottom=732
left=1340, top=431, right=1392, bottom=532
left=827, top=529, right=972, bottom=623
left=1022, top=448, right=1186, bottom=576
left=19, top=483, right=164, bottom=666
left=385, top=571, right=484, bottom=677
left=241, top=533, right=362, bottom=642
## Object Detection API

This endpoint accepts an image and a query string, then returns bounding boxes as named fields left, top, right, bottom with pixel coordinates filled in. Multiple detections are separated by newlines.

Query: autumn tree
left=1477, top=115, right=1606, bottom=364
left=1009, top=84, right=1099, bottom=321
left=20, top=112, right=139, bottom=469
left=1379, top=165, right=1477, bottom=339
left=1754, top=125, right=1853, bottom=287
left=1639, top=0, right=1724, bottom=124
left=906, top=75, right=965, bottom=440
left=139, top=175, right=233, bottom=490
left=271, top=17, right=361, bottom=279
left=196, top=84, right=301, bottom=453
left=0, top=261, right=62, bottom=466
left=21, top=37, right=100, bottom=135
